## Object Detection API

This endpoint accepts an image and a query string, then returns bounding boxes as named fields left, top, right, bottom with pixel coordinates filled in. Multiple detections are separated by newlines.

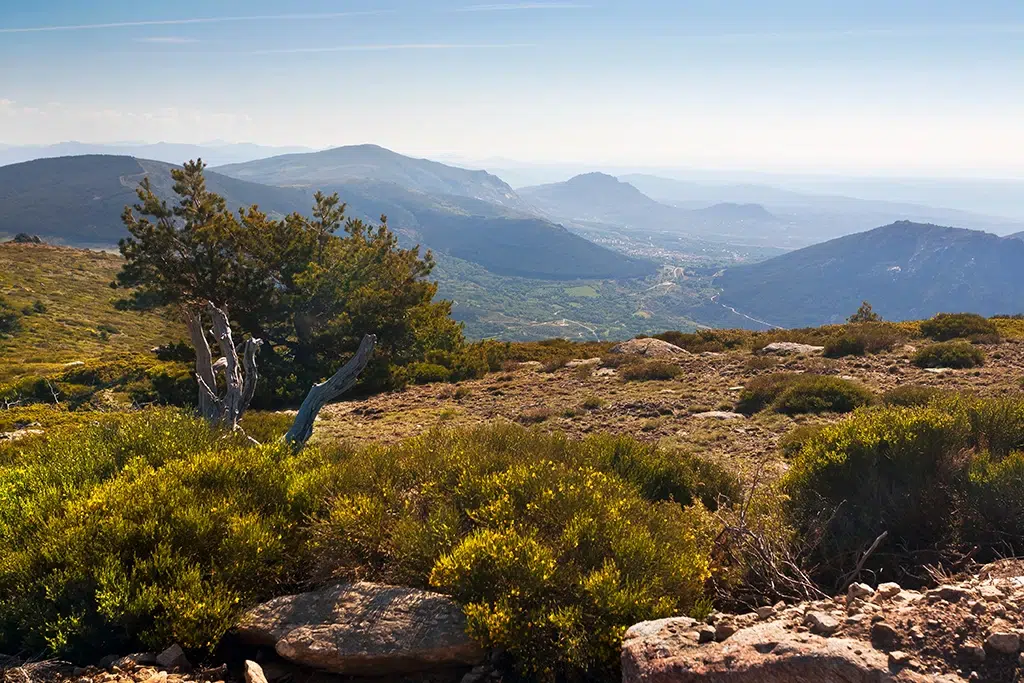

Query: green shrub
left=619, top=361, right=682, bottom=382
left=407, top=362, right=453, bottom=385
left=823, top=334, right=865, bottom=358
left=0, top=296, right=21, bottom=337
left=581, top=395, right=605, bottom=410
left=913, top=341, right=985, bottom=369
left=777, top=424, right=826, bottom=459
left=784, top=396, right=1024, bottom=583
left=736, top=373, right=873, bottom=416
left=919, top=312, right=998, bottom=342
left=0, top=414, right=729, bottom=680
left=823, top=323, right=907, bottom=358
left=882, top=384, right=946, bottom=407
left=772, top=376, right=875, bottom=416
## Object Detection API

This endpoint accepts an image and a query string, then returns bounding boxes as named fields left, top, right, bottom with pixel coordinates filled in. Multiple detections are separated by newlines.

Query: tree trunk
left=185, top=304, right=375, bottom=449
left=284, top=334, right=377, bottom=449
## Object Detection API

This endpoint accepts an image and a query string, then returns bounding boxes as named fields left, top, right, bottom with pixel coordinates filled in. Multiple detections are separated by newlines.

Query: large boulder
left=609, top=338, right=690, bottom=358
left=757, top=342, right=824, bottom=356
left=622, top=619, right=951, bottom=682
left=235, top=582, right=484, bottom=676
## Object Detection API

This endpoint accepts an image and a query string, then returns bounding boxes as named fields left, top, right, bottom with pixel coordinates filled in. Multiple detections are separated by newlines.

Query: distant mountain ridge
left=0, top=154, right=653, bottom=281
left=0, top=142, right=315, bottom=169
left=214, top=144, right=530, bottom=211
left=717, top=221, right=1024, bottom=327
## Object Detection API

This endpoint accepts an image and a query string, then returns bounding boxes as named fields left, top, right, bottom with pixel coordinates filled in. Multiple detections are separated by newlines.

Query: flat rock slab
left=235, top=582, right=484, bottom=676
left=610, top=338, right=691, bottom=358
left=692, top=411, right=745, bottom=420
left=622, top=619, right=955, bottom=683
left=758, top=342, right=825, bottom=356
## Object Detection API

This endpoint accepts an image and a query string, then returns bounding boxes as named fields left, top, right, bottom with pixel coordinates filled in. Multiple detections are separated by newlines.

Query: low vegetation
left=919, top=312, right=999, bottom=342
left=882, top=384, right=947, bottom=407
left=913, top=340, right=986, bottom=369
left=784, top=395, right=1024, bottom=584
left=619, top=360, right=683, bottom=382
left=735, top=373, right=874, bottom=415
left=0, top=412, right=736, bottom=681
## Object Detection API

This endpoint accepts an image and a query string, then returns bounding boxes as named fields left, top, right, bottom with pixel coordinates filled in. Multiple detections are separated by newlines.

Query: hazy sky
left=1, top=0, right=1023, bottom=175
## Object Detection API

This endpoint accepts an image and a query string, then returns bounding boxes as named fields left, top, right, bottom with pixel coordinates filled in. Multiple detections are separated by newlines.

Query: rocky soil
left=624, top=560, right=1024, bottom=682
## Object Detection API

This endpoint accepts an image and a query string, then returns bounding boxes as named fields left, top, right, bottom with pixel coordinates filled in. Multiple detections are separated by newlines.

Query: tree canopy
left=115, top=160, right=470, bottom=404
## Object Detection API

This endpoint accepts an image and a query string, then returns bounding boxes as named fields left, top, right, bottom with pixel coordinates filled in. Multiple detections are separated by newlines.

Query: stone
left=847, top=583, right=875, bottom=601
left=714, top=621, right=738, bottom=641
left=985, top=631, right=1021, bottom=655
left=803, top=611, right=839, bottom=636
left=696, top=626, right=716, bottom=644
left=692, top=411, right=745, bottom=420
left=869, top=621, right=899, bottom=648
left=978, top=584, right=1004, bottom=602
left=243, top=661, right=268, bottom=683
left=622, top=619, right=954, bottom=683
left=889, top=650, right=911, bottom=666
left=961, top=642, right=986, bottom=661
left=112, top=654, right=158, bottom=670
left=930, top=585, right=971, bottom=602
left=756, top=605, right=775, bottom=620
left=874, top=582, right=902, bottom=600
left=235, top=582, right=485, bottom=676
left=757, top=342, right=825, bottom=356
left=155, top=645, right=190, bottom=672
left=609, top=337, right=691, bottom=358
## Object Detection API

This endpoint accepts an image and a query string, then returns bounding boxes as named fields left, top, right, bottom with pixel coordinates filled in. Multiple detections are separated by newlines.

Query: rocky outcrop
left=609, top=338, right=691, bottom=358
left=235, top=582, right=484, bottom=676
left=623, top=564, right=1024, bottom=682
left=757, top=342, right=824, bottom=356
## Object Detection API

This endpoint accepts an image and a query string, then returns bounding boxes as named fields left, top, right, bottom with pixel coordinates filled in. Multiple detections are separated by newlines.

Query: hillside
left=213, top=144, right=530, bottom=210
left=0, top=242, right=179, bottom=384
left=0, top=155, right=312, bottom=246
left=0, top=155, right=653, bottom=282
left=717, top=221, right=1024, bottom=327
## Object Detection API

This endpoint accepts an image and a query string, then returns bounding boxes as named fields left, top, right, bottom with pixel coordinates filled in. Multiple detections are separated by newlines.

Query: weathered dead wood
left=186, top=303, right=373, bottom=447
left=186, top=302, right=263, bottom=430
left=284, top=334, right=377, bottom=448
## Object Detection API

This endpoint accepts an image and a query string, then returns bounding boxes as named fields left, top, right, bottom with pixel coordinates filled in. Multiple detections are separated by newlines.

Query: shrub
left=0, top=414, right=728, bottom=681
left=882, top=384, right=946, bottom=407
left=913, top=341, right=985, bottom=369
left=784, top=396, right=1024, bottom=584
left=0, top=296, right=21, bottom=337
left=736, top=373, right=873, bottom=416
left=777, top=424, right=826, bottom=459
left=407, top=362, right=453, bottom=385
left=822, top=334, right=865, bottom=358
left=823, top=323, right=907, bottom=358
left=619, top=361, right=682, bottom=382
left=581, top=395, right=605, bottom=410
left=519, top=406, right=556, bottom=424
left=920, top=312, right=998, bottom=342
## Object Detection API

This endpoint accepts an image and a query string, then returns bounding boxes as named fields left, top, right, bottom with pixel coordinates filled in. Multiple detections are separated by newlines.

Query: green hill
left=717, top=221, right=1024, bottom=327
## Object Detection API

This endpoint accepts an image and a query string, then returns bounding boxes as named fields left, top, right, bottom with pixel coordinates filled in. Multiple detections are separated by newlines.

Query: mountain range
left=0, top=141, right=314, bottom=169
left=0, top=154, right=653, bottom=281
left=716, top=221, right=1024, bottom=328
left=3, top=143, right=1023, bottom=337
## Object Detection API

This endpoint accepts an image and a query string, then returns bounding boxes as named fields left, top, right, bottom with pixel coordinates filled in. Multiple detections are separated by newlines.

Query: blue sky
left=1, top=0, right=1022, bottom=175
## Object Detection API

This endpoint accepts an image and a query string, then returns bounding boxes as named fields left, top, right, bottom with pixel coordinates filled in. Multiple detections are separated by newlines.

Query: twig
left=838, top=531, right=888, bottom=592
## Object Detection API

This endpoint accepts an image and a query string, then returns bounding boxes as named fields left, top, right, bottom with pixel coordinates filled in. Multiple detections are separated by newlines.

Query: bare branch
left=285, top=334, right=376, bottom=449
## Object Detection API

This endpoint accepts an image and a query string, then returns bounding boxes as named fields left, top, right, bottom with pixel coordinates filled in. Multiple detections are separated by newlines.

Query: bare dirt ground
left=311, top=339, right=1024, bottom=479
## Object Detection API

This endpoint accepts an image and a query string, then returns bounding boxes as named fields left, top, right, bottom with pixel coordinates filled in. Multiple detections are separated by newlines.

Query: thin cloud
left=0, top=11, right=391, bottom=34
left=246, top=43, right=534, bottom=54
left=457, top=3, right=589, bottom=11
left=133, top=36, right=198, bottom=44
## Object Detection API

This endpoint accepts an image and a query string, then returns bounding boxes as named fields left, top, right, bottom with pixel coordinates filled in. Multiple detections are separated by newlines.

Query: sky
left=1, top=0, right=1023, bottom=176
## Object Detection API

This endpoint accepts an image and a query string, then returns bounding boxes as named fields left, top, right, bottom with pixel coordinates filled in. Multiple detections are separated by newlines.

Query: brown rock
left=235, top=582, right=484, bottom=676
left=803, top=611, right=840, bottom=636
left=870, top=622, right=899, bottom=648
left=242, top=661, right=267, bottom=683
left=609, top=338, right=690, bottom=358
left=155, top=646, right=190, bottom=673
left=622, top=620, right=951, bottom=682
